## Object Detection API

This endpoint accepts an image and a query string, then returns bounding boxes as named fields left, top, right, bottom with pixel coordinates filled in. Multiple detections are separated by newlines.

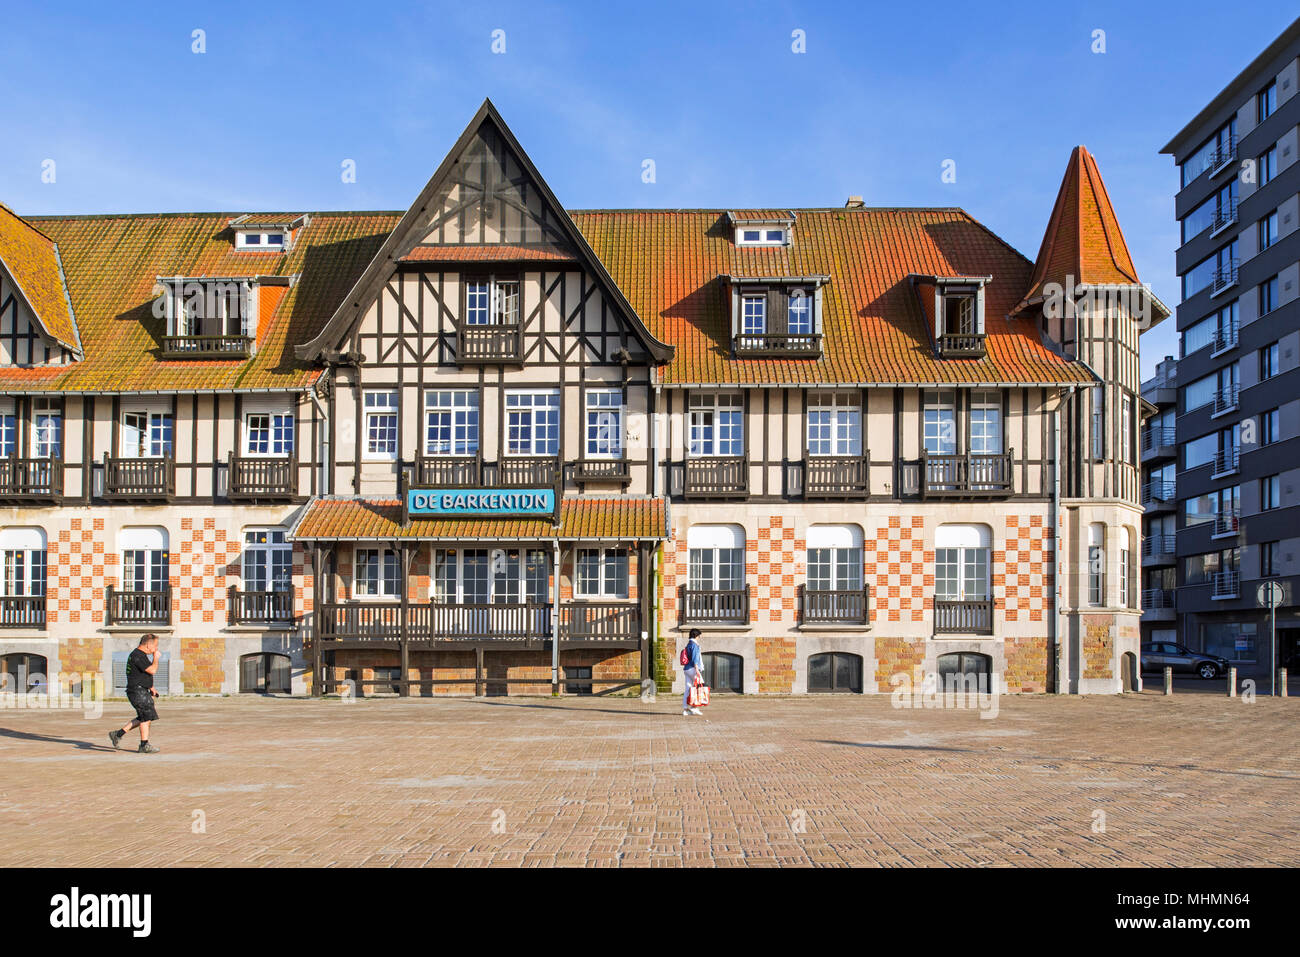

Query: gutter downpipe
left=552, top=539, right=561, bottom=695
left=1053, top=385, right=1074, bottom=694
left=308, top=382, right=330, bottom=495
left=652, top=382, right=663, bottom=693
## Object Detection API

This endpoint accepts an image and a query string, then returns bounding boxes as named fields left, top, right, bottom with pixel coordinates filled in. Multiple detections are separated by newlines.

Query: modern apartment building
left=1140, top=355, right=1178, bottom=647
left=0, top=101, right=1165, bottom=699
left=1161, top=17, right=1300, bottom=673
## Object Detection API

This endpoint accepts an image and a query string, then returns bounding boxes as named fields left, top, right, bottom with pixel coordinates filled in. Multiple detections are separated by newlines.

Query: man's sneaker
left=689, top=707, right=703, bottom=715
left=682, top=709, right=691, bottom=716
left=137, top=742, right=160, bottom=754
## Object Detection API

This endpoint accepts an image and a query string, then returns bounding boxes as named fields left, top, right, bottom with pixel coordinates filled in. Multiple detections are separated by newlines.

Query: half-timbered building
left=0, top=100, right=1166, bottom=698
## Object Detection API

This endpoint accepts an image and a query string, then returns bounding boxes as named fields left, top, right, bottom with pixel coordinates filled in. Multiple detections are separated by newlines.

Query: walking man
left=682, top=628, right=703, bottom=716
left=108, top=634, right=161, bottom=754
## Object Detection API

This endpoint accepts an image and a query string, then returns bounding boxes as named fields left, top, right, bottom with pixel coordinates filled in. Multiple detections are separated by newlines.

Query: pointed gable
left=297, top=99, right=672, bottom=362
left=1012, top=147, right=1140, bottom=316
left=0, top=202, right=82, bottom=356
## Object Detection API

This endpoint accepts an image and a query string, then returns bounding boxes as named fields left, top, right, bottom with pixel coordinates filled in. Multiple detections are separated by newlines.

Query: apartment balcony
left=228, top=588, right=294, bottom=626
left=414, top=452, right=482, bottom=488
left=1211, top=509, right=1239, bottom=539
left=733, top=333, right=822, bottom=359
left=0, top=458, right=63, bottom=504
left=497, top=456, right=561, bottom=488
left=936, top=332, right=987, bottom=359
left=679, top=586, right=750, bottom=625
left=456, top=323, right=522, bottom=364
left=1141, top=587, right=1175, bottom=622
left=102, top=455, right=175, bottom=501
left=1210, top=570, right=1240, bottom=600
left=572, top=457, right=631, bottom=489
left=1209, top=201, right=1237, bottom=237
left=1141, top=480, right=1176, bottom=511
left=1141, top=533, right=1177, bottom=566
left=1210, top=447, right=1240, bottom=479
left=918, top=451, right=1013, bottom=498
left=1209, top=320, right=1239, bottom=357
left=682, top=456, right=748, bottom=500
left=933, top=598, right=994, bottom=635
left=1207, top=135, right=1237, bottom=177
left=801, top=586, right=871, bottom=626
left=161, top=334, right=253, bottom=359
left=1211, top=385, right=1239, bottom=417
left=558, top=602, right=641, bottom=644
left=106, top=586, right=172, bottom=626
left=1140, top=426, right=1176, bottom=462
left=227, top=454, right=295, bottom=501
left=803, top=454, right=869, bottom=500
left=1211, top=260, right=1239, bottom=296
left=0, top=595, right=46, bottom=629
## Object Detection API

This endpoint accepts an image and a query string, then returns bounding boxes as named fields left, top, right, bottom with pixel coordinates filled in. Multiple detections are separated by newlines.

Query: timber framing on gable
left=296, top=98, right=674, bottom=365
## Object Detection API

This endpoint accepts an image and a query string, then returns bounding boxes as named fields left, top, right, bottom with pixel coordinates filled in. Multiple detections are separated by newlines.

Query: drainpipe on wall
left=551, top=539, right=561, bottom=695
left=1052, top=386, right=1074, bottom=693
left=308, top=382, right=330, bottom=495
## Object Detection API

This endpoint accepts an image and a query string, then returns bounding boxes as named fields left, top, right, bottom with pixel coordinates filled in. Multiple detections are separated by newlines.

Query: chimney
left=845, top=195, right=864, bottom=209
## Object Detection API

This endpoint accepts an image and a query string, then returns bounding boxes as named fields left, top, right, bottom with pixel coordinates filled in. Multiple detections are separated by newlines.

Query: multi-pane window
left=464, top=277, right=519, bottom=326
left=787, top=291, right=812, bottom=335
left=1258, top=81, right=1277, bottom=121
left=32, top=399, right=61, bottom=458
left=1260, top=275, right=1279, bottom=315
left=1261, top=475, right=1281, bottom=511
left=0, top=528, right=46, bottom=599
left=434, top=549, right=490, bottom=603
left=1261, top=541, right=1278, bottom=578
left=1121, top=395, right=1133, bottom=464
left=122, top=411, right=173, bottom=457
left=944, top=294, right=976, bottom=335
left=245, top=411, right=294, bottom=456
left=923, top=391, right=956, bottom=455
left=687, top=526, right=745, bottom=593
left=1260, top=409, right=1279, bottom=447
left=505, top=391, right=560, bottom=456
left=934, top=525, right=990, bottom=603
left=1259, top=211, right=1279, bottom=251
left=1181, top=240, right=1237, bottom=299
left=1180, top=119, right=1236, bottom=187
left=806, top=526, right=863, bottom=593
left=364, top=391, right=398, bottom=459
left=969, top=390, right=1003, bottom=455
left=122, top=533, right=168, bottom=594
left=424, top=390, right=479, bottom=456
left=741, top=295, right=766, bottom=336
left=354, top=548, right=400, bottom=598
left=435, top=548, right=548, bottom=611
left=0, top=408, right=14, bottom=457
left=243, top=529, right=291, bottom=592
left=689, top=394, right=743, bottom=457
left=1260, top=342, right=1279, bottom=380
left=806, top=393, right=861, bottom=457
left=576, top=548, right=629, bottom=598
left=1087, top=524, right=1105, bottom=607
left=1258, top=146, right=1277, bottom=186
left=584, top=389, right=623, bottom=458
left=1119, top=528, right=1132, bottom=608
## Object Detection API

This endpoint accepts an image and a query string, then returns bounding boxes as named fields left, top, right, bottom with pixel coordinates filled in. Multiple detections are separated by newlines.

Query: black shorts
left=126, top=687, right=158, bottom=723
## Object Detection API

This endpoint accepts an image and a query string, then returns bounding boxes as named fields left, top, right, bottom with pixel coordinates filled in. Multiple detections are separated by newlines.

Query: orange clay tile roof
left=0, top=210, right=401, bottom=393
left=1014, top=146, right=1140, bottom=316
left=399, top=244, right=577, bottom=263
left=570, top=208, right=1095, bottom=386
left=290, top=496, right=668, bottom=541
left=0, top=203, right=80, bottom=354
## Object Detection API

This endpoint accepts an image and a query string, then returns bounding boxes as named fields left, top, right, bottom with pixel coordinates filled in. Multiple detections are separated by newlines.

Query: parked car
left=1140, top=642, right=1230, bottom=679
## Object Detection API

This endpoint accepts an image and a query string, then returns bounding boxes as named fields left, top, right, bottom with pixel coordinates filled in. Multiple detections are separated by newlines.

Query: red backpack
left=679, top=642, right=693, bottom=667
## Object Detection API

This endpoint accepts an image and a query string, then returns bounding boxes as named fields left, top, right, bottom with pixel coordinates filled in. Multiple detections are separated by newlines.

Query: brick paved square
left=0, top=693, right=1295, bottom=867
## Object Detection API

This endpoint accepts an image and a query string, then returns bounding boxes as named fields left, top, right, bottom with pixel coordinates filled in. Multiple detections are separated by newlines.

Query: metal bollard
left=1279, top=669, right=1288, bottom=698
left=1228, top=666, right=1237, bottom=698
left=1164, top=666, right=1173, bottom=696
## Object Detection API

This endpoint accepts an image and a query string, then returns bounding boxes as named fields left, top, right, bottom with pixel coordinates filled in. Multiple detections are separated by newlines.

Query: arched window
left=703, top=651, right=743, bottom=693
left=1088, top=523, right=1106, bottom=607
left=805, top=525, right=866, bottom=623
left=1, top=653, right=47, bottom=693
left=808, top=652, right=863, bottom=693
left=936, top=652, right=992, bottom=693
left=239, top=653, right=291, bottom=694
left=115, top=527, right=170, bottom=625
left=684, top=525, right=746, bottom=623
left=0, top=527, right=47, bottom=628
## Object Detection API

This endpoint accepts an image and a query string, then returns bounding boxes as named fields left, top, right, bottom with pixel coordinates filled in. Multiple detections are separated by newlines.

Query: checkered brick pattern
left=175, top=517, right=242, bottom=624
left=870, top=516, right=927, bottom=624
left=1002, top=515, right=1053, bottom=623
left=47, top=516, right=105, bottom=625
left=755, top=516, right=799, bottom=622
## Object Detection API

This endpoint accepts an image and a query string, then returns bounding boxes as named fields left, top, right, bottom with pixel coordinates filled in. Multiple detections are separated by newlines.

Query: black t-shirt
left=125, top=648, right=154, bottom=690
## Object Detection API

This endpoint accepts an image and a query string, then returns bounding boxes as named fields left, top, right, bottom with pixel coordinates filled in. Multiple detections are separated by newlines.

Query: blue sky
left=1, top=1, right=1293, bottom=376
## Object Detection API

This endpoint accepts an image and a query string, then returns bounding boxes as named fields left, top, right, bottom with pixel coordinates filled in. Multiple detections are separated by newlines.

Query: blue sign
left=408, top=487, right=555, bottom=516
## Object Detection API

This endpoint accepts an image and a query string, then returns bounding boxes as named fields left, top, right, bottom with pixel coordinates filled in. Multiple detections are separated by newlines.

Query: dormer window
left=228, top=214, right=306, bottom=252
left=159, top=278, right=256, bottom=359
left=727, top=276, right=828, bottom=358
left=234, top=230, right=287, bottom=251
left=788, top=290, right=812, bottom=335
left=738, top=227, right=787, bottom=246
left=728, top=211, right=795, bottom=247
left=932, top=278, right=988, bottom=359
left=457, top=274, right=523, bottom=364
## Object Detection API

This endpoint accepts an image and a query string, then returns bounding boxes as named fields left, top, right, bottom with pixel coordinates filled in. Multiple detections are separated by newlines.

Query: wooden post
left=311, top=545, right=323, bottom=697
left=399, top=543, right=412, bottom=697
left=475, top=645, right=484, bottom=697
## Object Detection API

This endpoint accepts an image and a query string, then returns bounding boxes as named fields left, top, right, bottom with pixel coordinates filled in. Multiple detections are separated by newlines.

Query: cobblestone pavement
left=1, top=691, right=1295, bottom=867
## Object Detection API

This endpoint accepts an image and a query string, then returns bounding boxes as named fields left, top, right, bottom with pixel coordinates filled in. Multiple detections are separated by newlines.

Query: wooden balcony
left=683, top=456, right=748, bottom=500
left=161, top=334, right=253, bottom=359
left=933, top=599, right=993, bottom=635
left=804, top=454, right=869, bottom=499
left=497, top=456, right=560, bottom=488
left=919, top=451, right=1012, bottom=497
left=0, top=595, right=46, bottom=629
left=680, top=586, right=749, bottom=625
left=106, top=586, right=172, bottom=626
left=317, top=601, right=552, bottom=644
left=228, top=588, right=294, bottom=625
left=456, top=323, right=522, bottom=364
left=228, top=454, right=295, bottom=500
left=102, top=455, right=175, bottom=501
left=414, top=452, right=482, bottom=488
left=573, top=458, right=631, bottom=488
left=802, top=586, right=870, bottom=625
left=0, top=458, right=63, bottom=503
left=559, top=602, right=641, bottom=643
left=733, top=333, right=822, bottom=358
left=936, top=333, right=986, bottom=358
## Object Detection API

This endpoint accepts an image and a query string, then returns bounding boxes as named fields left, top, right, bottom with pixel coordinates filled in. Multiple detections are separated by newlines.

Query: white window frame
left=806, top=393, right=861, bottom=457
left=464, top=276, right=520, bottom=326
left=787, top=289, right=813, bottom=335
left=32, top=398, right=61, bottom=459
left=584, top=389, right=623, bottom=459
left=244, top=410, right=294, bottom=457
left=1119, top=528, right=1131, bottom=608
left=242, top=528, right=292, bottom=593
left=734, top=226, right=789, bottom=246
left=969, top=390, right=1003, bottom=455
left=235, top=230, right=287, bottom=250
left=505, top=390, right=560, bottom=457
left=1088, top=524, right=1106, bottom=607
left=741, top=295, right=766, bottom=336
left=934, top=525, right=991, bottom=603
left=363, top=390, right=399, bottom=461
left=0, top=527, right=46, bottom=598
left=433, top=548, right=548, bottom=605
left=424, top=389, right=479, bottom=457
left=119, top=527, right=169, bottom=594
left=575, top=547, right=629, bottom=599
left=686, top=525, right=745, bottom=593
left=121, top=409, right=173, bottom=458
left=806, top=525, right=863, bottom=593
left=923, top=391, right=957, bottom=455
left=353, top=547, right=400, bottom=599
left=688, top=394, right=744, bottom=458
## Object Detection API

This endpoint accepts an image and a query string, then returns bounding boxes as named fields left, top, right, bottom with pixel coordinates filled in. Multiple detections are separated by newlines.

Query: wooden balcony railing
left=228, top=588, right=294, bottom=625
left=457, top=323, right=522, bottom=363
left=0, top=595, right=46, bottom=629
left=937, top=333, right=986, bottom=358
left=414, top=452, right=482, bottom=488
left=683, top=456, right=748, bottom=499
left=317, top=602, right=553, bottom=642
left=228, top=454, right=295, bottom=500
left=804, top=454, right=869, bottom=499
left=0, top=458, right=62, bottom=502
left=573, top=458, right=631, bottom=487
left=680, top=586, right=749, bottom=624
left=934, top=598, right=993, bottom=634
left=161, top=334, right=253, bottom=359
left=733, top=333, right=822, bottom=358
left=802, top=586, right=870, bottom=625
left=106, top=586, right=172, bottom=626
left=919, top=451, right=1012, bottom=497
left=497, top=456, right=560, bottom=488
left=103, top=455, right=175, bottom=500
left=559, top=602, right=641, bottom=641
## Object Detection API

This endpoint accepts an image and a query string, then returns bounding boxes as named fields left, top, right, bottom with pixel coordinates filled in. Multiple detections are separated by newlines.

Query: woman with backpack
left=681, top=628, right=703, bottom=716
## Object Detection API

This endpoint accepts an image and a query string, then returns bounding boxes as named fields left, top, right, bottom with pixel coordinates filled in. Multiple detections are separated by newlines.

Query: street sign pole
left=1258, top=580, right=1283, bottom=697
